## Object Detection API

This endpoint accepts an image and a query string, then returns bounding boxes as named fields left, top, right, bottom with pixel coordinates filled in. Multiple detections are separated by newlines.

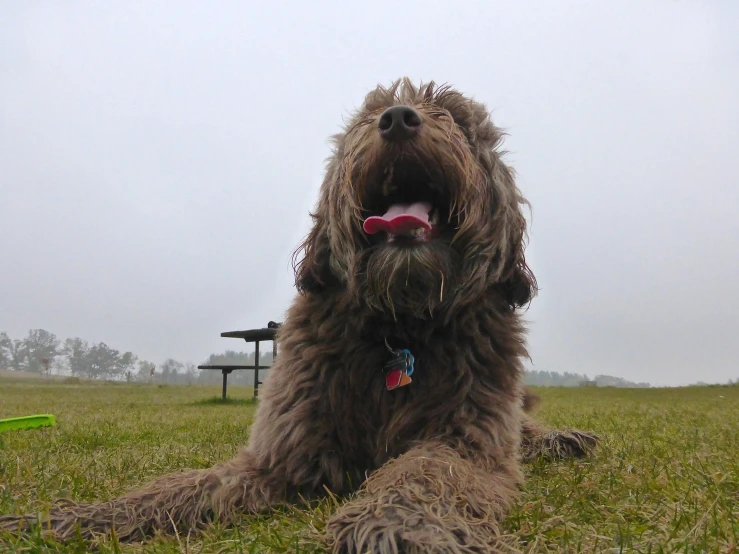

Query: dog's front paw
left=522, top=428, right=600, bottom=462
left=549, top=428, right=599, bottom=459
left=326, top=498, right=496, bottom=554
left=326, top=505, right=401, bottom=554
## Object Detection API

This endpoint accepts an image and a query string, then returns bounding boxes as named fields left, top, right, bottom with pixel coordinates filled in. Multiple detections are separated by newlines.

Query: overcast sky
left=1, top=1, right=737, bottom=387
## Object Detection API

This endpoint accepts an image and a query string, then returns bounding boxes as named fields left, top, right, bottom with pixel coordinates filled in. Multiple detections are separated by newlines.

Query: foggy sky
left=1, top=1, right=737, bottom=387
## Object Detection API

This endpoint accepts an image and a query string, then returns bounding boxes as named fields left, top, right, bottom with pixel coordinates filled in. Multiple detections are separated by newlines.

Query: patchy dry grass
left=1, top=380, right=737, bottom=553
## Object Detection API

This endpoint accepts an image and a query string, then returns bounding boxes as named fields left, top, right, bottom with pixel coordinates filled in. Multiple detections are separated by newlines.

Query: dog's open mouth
left=362, top=159, right=447, bottom=244
left=363, top=202, right=438, bottom=242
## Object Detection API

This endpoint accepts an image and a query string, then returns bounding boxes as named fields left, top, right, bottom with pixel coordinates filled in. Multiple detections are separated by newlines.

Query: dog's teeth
left=387, top=228, right=427, bottom=241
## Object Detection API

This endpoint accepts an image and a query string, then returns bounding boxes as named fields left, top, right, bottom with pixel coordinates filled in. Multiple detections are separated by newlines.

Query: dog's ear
left=499, top=255, right=537, bottom=309
left=292, top=210, right=336, bottom=295
left=496, top=203, right=538, bottom=309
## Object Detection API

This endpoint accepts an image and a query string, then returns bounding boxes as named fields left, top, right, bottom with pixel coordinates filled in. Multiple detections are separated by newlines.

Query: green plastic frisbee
left=0, top=414, right=56, bottom=433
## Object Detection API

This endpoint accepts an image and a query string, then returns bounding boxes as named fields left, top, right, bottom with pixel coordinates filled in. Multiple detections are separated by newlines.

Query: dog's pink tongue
left=363, top=202, right=433, bottom=235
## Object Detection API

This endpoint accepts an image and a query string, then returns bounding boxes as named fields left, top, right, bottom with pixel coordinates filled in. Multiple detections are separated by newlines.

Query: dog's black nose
left=378, top=105, right=422, bottom=141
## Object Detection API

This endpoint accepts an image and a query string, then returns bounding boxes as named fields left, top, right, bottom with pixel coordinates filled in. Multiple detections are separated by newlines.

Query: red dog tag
left=386, top=368, right=412, bottom=391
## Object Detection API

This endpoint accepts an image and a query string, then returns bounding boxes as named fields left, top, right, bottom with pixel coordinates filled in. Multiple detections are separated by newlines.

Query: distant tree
left=63, top=337, right=90, bottom=377
left=10, top=338, right=26, bottom=371
left=85, top=342, right=124, bottom=379
left=17, top=329, right=60, bottom=373
left=115, top=351, right=138, bottom=380
left=51, top=355, right=67, bottom=375
left=197, top=350, right=274, bottom=385
left=136, top=359, right=155, bottom=381
left=524, top=370, right=589, bottom=387
left=524, top=369, right=650, bottom=388
left=160, top=358, right=184, bottom=383
left=200, top=350, right=250, bottom=366
left=183, top=362, right=199, bottom=384
left=593, top=374, right=651, bottom=388
left=59, top=339, right=137, bottom=380
left=0, top=332, right=12, bottom=369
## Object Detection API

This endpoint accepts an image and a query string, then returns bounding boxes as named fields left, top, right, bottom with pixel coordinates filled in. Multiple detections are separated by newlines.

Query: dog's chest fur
left=307, top=295, right=526, bottom=467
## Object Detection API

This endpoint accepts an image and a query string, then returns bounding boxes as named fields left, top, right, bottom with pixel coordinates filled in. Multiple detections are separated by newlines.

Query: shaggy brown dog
left=1, top=78, right=597, bottom=552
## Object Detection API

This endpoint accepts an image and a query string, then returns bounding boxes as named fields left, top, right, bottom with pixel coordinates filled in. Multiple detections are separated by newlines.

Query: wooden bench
left=198, top=322, right=281, bottom=400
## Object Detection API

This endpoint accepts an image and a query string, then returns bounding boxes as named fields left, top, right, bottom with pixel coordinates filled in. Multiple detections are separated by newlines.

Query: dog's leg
left=518, top=387, right=599, bottom=462
left=325, top=441, right=521, bottom=554
left=1, top=375, right=347, bottom=542
left=521, top=385, right=542, bottom=413
left=519, top=415, right=599, bottom=463
left=1, top=422, right=347, bottom=543
left=0, top=447, right=282, bottom=542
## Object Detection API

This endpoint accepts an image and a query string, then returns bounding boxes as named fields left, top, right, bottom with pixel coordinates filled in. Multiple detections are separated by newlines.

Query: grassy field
left=1, top=380, right=737, bottom=553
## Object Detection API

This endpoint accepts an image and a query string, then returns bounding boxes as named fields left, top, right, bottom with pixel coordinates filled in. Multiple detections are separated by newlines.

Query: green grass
left=1, top=381, right=738, bottom=553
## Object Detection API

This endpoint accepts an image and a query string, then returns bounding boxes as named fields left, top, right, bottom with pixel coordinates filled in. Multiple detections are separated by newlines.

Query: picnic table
left=198, top=321, right=281, bottom=400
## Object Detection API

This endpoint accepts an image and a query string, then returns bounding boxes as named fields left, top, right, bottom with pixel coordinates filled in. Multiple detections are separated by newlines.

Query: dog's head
left=293, top=78, right=536, bottom=318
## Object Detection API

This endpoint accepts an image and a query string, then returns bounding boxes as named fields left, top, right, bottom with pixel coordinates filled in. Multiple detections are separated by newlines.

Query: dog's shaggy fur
left=1, top=78, right=597, bottom=552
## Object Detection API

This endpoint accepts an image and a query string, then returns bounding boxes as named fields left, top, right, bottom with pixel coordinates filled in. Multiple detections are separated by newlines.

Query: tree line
left=0, top=328, right=273, bottom=384
left=1, top=328, right=148, bottom=380
left=2, top=328, right=651, bottom=387
left=524, top=369, right=651, bottom=388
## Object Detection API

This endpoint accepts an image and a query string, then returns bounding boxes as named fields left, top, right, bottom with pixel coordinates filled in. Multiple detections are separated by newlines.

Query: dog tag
left=383, top=353, right=407, bottom=373
left=384, top=348, right=415, bottom=391
left=386, top=368, right=403, bottom=390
